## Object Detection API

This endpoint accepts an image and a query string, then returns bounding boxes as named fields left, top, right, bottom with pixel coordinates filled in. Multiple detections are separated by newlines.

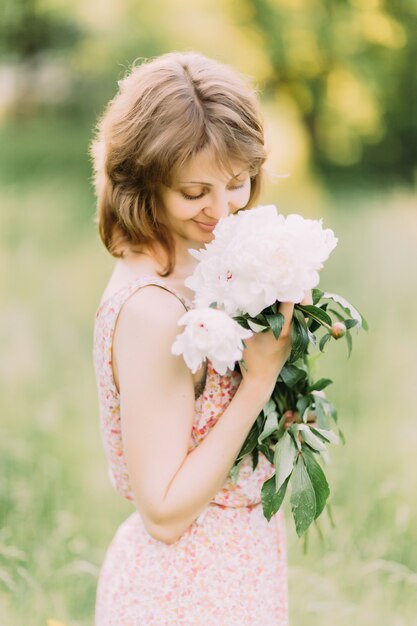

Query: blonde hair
left=90, top=51, right=267, bottom=275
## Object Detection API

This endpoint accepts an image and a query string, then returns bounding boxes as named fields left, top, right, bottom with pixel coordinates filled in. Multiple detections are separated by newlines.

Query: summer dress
left=93, top=275, right=289, bottom=625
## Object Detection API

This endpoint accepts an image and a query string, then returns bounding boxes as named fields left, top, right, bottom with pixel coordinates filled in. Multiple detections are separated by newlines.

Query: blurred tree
left=236, top=0, right=416, bottom=183
left=0, top=0, right=81, bottom=61
left=0, top=0, right=82, bottom=117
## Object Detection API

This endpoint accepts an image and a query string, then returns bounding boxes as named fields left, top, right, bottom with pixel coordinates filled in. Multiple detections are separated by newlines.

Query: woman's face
left=158, top=148, right=252, bottom=245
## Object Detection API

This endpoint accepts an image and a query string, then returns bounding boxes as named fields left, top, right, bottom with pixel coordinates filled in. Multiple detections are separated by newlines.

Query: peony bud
left=331, top=322, right=347, bottom=339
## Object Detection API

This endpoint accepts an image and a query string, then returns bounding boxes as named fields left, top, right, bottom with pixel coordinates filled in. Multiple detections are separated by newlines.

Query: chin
left=197, top=231, right=215, bottom=243
left=188, top=223, right=216, bottom=242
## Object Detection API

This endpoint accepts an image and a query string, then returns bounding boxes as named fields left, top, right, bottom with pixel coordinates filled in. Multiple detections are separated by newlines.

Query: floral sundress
left=93, top=275, right=289, bottom=625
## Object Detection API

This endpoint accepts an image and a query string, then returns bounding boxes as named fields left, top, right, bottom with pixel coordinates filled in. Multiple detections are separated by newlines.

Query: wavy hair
left=90, top=51, right=267, bottom=275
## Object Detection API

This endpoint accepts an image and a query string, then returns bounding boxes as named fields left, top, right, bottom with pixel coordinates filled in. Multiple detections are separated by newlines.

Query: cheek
left=174, top=199, right=201, bottom=220
left=163, top=194, right=196, bottom=220
left=235, top=183, right=252, bottom=207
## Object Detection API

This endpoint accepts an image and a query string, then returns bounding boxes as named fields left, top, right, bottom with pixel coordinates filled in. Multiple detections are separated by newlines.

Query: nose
left=203, top=190, right=232, bottom=220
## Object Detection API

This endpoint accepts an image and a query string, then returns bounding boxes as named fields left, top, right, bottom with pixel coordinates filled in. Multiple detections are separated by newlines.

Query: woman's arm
left=114, top=286, right=293, bottom=544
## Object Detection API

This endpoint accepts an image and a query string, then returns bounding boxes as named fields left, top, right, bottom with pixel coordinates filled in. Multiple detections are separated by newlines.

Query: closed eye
left=181, top=182, right=245, bottom=201
left=182, top=191, right=205, bottom=200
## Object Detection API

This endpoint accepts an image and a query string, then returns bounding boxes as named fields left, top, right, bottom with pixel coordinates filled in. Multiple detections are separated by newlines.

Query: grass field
left=1, top=115, right=416, bottom=625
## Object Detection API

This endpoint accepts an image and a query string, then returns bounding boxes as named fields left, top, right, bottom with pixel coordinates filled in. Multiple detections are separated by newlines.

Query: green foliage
left=237, top=0, right=417, bottom=182
left=261, top=475, right=289, bottom=522
left=1, top=0, right=415, bottom=184
left=264, top=311, right=285, bottom=339
left=303, top=448, right=329, bottom=520
left=233, top=280, right=367, bottom=536
left=280, top=363, right=308, bottom=388
left=0, top=0, right=82, bottom=59
left=290, top=456, right=316, bottom=537
left=274, top=431, right=297, bottom=491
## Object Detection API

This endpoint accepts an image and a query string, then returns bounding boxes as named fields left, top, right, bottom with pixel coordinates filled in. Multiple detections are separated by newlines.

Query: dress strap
left=143, top=283, right=190, bottom=313
left=96, top=275, right=191, bottom=320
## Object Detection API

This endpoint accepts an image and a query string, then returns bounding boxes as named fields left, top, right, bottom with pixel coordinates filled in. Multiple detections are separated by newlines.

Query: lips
left=193, top=220, right=218, bottom=232
left=194, top=220, right=218, bottom=227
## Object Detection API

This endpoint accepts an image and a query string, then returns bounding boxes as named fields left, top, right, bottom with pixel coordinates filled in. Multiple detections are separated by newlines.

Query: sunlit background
left=1, top=0, right=416, bottom=624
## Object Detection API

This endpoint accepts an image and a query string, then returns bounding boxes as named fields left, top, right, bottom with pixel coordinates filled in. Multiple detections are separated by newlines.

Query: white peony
left=284, top=213, right=338, bottom=273
left=185, top=205, right=338, bottom=317
left=171, top=307, right=252, bottom=375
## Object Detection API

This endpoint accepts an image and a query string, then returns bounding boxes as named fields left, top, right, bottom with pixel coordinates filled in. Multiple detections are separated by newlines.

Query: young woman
left=92, top=51, right=304, bottom=625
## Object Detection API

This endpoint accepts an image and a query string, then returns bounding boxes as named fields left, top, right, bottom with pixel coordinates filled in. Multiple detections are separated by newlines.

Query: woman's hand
left=239, top=301, right=294, bottom=396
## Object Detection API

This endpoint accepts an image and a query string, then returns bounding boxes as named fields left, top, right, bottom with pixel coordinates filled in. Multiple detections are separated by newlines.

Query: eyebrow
left=177, top=170, right=247, bottom=185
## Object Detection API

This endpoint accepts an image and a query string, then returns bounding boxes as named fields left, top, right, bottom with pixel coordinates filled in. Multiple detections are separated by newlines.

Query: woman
left=91, top=51, right=299, bottom=625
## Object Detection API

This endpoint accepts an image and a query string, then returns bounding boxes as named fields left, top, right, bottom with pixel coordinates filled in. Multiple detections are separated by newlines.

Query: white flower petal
left=171, top=308, right=252, bottom=374
left=185, top=205, right=338, bottom=315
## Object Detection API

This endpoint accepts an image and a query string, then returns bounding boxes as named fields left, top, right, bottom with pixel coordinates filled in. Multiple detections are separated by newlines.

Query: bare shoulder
left=112, top=285, right=190, bottom=393
left=115, top=284, right=187, bottom=344
left=118, top=283, right=187, bottom=320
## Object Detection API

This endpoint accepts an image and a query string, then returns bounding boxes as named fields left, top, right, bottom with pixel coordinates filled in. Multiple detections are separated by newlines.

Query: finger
left=277, top=301, right=294, bottom=334
left=300, top=289, right=313, bottom=306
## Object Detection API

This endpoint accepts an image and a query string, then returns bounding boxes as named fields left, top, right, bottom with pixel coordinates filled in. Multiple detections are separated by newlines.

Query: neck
left=122, top=236, right=200, bottom=280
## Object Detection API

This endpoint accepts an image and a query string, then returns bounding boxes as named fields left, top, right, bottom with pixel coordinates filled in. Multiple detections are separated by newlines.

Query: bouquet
left=172, top=205, right=367, bottom=537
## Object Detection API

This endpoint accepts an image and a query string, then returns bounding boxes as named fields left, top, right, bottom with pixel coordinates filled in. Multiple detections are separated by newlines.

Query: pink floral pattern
left=93, top=276, right=289, bottom=625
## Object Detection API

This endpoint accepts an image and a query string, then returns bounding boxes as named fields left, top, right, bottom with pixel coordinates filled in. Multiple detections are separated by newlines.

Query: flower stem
left=295, top=304, right=333, bottom=332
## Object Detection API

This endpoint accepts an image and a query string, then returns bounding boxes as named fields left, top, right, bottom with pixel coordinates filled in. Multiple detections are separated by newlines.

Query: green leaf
left=265, top=312, right=285, bottom=339
left=307, top=329, right=317, bottom=346
left=296, top=396, right=312, bottom=423
left=255, top=312, right=268, bottom=324
left=294, top=307, right=309, bottom=329
left=312, top=288, right=324, bottom=305
left=308, top=378, right=333, bottom=392
left=263, top=398, right=277, bottom=417
left=290, top=316, right=309, bottom=362
left=258, top=409, right=279, bottom=444
left=302, top=448, right=330, bottom=519
left=298, top=425, right=327, bottom=451
left=294, top=309, right=311, bottom=352
left=290, top=456, right=317, bottom=536
left=259, top=443, right=274, bottom=464
left=308, top=319, right=321, bottom=333
left=311, top=427, right=340, bottom=445
left=237, top=421, right=260, bottom=459
left=344, top=318, right=359, bottom=330
left=239, top=358, right=248, bottom=372
left=279, top=363, right=308, bottom=388
left=233, top=316, right=251, bottom=329
left=323, top=292, right=368, bottom=331
left=312, top=394, right=329, bottom=429
left=345, top=329, right=353, bottom=358
left=313, top=393, right=338, bottom=426
left=290, top=322, right=303, bottom=362
left=289, top=423, right=302, bottom=451
left=247, top=319, right=268, bottom=333
left=230, top=458, right=244, bottom=485
left=297, top=304, right=332, bottom=326
left=251, top=447, right=259, bottom=471
left=319, top=333, right=331, bottom=352
left=261, top=475, right=290, bottom=521
left=274, top=431, right=298, bottom=491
